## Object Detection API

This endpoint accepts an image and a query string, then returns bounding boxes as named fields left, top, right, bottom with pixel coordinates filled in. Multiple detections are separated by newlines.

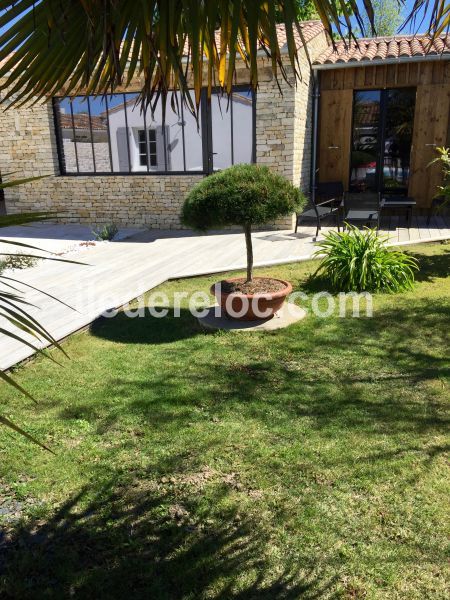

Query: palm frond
left=0, top=1, right=443, bottom=114
left=0, top=177, right=77, bottom=451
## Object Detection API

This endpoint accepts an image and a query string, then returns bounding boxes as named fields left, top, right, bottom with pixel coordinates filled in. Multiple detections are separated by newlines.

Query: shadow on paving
left=0, top=483, right=336, bottom=600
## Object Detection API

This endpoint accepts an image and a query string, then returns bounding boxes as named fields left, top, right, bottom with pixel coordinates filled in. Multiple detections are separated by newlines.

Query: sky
left=349, top=0, right=432, bottom=35
left=0, top=1, right=438, bottom=39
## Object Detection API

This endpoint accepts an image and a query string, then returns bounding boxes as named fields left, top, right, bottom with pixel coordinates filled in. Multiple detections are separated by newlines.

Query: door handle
left=328, top=145, right=340, bottom=149
left=425, top=143, right=437, bottom=147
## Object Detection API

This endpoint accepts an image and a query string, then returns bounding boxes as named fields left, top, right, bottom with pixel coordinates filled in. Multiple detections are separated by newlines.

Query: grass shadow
left=0, top=481, right=337, bottom=599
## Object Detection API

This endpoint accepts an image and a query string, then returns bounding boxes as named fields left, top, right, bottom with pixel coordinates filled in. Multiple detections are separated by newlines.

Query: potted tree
left=181, top=164, right=305, bottom=321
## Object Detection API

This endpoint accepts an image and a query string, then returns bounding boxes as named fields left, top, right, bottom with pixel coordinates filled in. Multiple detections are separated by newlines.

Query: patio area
left=1, top=213, right=449, bottom=371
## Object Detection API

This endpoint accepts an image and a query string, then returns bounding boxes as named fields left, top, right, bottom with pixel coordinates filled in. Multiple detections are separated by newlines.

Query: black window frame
left=53, top=85, right=256, bottom=177
left=137, top=128, right=158, bottom=168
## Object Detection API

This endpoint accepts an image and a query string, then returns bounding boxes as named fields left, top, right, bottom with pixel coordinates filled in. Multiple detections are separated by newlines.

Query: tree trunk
left=244, top=223, right=253, bottom=282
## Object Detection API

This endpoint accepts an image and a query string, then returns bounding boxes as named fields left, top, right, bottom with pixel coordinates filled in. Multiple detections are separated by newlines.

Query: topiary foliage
left=182, top=164, right=304, bottom=231
left=182, top=164, right=305, bottom=281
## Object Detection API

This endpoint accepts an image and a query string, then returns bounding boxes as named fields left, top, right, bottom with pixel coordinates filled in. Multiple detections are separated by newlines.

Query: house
left=0, top=23, right=449, bottom=228
left=312, top=34, right=450, bottom=207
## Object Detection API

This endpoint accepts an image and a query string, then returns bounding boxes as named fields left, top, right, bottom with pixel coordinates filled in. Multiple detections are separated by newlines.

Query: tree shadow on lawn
left=74, top=300, right=449, bottom=441
left=90, top=309, right=207, bottom=345
left=406, top=246, right=450, bottom=282
left=0, top=481, right=337, bottom=600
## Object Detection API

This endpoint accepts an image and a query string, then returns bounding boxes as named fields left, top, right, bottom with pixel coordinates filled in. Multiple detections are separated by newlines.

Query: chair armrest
left=316, top=198, right=338, bottom=207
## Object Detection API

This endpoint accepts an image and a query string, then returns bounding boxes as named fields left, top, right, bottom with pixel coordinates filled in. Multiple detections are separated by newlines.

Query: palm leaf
left=0, top=176, right=81, bottom=451
left=2, top=0, right=443, bottom=115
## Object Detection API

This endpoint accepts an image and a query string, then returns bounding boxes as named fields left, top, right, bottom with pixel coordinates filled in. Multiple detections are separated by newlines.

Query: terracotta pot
left=211, top=277, right=292, bottom=322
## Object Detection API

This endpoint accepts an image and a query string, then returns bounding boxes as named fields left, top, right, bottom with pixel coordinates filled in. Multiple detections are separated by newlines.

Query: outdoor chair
left=295, top=181, right=344, bottom=237
left=342, top=192, right=384, bottom=232
left=380, top=187, right=416, bottom=228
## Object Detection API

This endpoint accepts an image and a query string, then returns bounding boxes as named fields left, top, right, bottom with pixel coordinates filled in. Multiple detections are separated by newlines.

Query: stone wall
left=62, top=140, right=111, bottom=172
left=0, top=30, right=328, bottom=230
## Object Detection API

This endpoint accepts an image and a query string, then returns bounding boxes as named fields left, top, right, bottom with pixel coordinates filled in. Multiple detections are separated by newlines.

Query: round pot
left=211, top=277, right=292, bottom=322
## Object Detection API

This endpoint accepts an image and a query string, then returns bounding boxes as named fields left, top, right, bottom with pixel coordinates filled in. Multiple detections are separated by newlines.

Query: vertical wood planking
left=409, top=84, right=450, bottom=207
left=317, top=89, right=353, bottom=188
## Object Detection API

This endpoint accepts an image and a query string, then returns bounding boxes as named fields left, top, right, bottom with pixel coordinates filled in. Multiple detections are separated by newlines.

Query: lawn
left=0, top=241, right=449, bottom=599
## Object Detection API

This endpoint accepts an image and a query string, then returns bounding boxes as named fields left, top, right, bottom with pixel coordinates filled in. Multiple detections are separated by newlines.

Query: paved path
left=1, top=215, right=449, bottom=371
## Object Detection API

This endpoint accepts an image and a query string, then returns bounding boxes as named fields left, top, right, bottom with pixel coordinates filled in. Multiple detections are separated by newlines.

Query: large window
left=53, top=87, right=255, bottom=175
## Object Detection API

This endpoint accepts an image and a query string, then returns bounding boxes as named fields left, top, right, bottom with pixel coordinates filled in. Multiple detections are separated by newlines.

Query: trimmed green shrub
left=313, top=225, right=419, bottom=293
left=181, top=164, right=305, bottom=280
left=92, top=223, right=118, bottom=241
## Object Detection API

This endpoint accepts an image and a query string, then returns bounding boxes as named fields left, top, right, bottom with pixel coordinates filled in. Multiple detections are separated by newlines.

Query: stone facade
left=0, top=30, right=328, bottom=229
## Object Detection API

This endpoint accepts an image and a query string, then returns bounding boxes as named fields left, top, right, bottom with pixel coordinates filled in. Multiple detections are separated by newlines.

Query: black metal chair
left=342, top=193, right=384, bottom=231
left=295, top=182, right=344, bottom=237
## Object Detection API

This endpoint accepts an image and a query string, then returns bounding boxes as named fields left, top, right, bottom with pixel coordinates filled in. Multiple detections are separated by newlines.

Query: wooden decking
left=1, top=215, right=449, bottom=371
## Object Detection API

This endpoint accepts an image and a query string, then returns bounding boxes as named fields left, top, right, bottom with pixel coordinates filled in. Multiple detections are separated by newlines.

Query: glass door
left=381, top=88, right=416, bottom=194
left=350, top=88, right=416, bottom=194
left=350, top=90, right=381, bottom=193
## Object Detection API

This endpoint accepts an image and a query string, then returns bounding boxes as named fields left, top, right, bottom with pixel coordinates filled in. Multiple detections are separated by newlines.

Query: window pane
left=122, top=94, right=150, bottom=172
left=232, top=88, right=253, bottom=164
left=382, top=89, right=415, bottom=192
left=71, top=97, right=95, bottom=172
left=138, top=130, right=147, bottom=166
left=148, top=130, right=157, bottom=167
left=184, top=91, right=203, bottom=172
left=350, top=90, right=381, bottom=192
left=87, top=96, right=111, bottom=172
left=56, top=98, right=78, bottom=173
left=107, top=94, right=130, bottom=172
left=211, top=92, right=232, bottom=170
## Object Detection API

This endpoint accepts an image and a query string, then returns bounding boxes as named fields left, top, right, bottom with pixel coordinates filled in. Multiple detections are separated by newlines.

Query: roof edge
left=312, top=53, right=450, bottom=70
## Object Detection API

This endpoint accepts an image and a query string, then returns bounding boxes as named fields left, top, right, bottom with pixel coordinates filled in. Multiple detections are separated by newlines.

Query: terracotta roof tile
left=313, top=33, right=450, bottom=66
left=59, top=113, right=107, bottom=130
left=273, top=20, right=326, bottom=49
left=209, top=20, right=325, bottom=53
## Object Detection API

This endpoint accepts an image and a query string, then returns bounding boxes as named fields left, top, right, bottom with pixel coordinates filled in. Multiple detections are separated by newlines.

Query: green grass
left=0, top=242, right=449, bottom=599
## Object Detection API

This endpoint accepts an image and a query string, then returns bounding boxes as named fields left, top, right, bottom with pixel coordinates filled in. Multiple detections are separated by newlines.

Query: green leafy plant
left=182, top=164, right=304, bottom=282
left=429, top=146, right=450, bottom=210
left=358, top=0, right=403, bottom=36
left=92, top=223, right=118, bottom=242
left=313, top=225, right=418, bottom=293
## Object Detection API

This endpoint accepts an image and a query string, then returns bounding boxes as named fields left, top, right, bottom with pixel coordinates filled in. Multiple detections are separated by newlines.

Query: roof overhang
left=312, top=53, right=450, bottom=70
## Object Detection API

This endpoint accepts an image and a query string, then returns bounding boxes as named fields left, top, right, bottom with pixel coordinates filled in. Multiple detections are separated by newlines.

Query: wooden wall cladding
left=317, top=61, right=450, bottom=206
left=410, top=84, right=450, bottom=206
left=320, top=61, right=450, bottom=91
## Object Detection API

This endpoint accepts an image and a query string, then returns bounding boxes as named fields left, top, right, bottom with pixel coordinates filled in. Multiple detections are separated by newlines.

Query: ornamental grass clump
left=313, top=225, right=419, bottom=293
left=181, top=164, right=305, bottom=282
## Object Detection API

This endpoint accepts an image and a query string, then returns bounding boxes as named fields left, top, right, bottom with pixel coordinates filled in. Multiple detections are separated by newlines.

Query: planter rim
left=211, top=276, right=293, bottom=300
